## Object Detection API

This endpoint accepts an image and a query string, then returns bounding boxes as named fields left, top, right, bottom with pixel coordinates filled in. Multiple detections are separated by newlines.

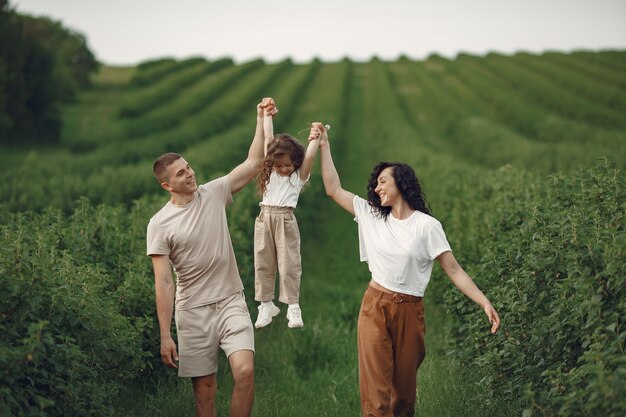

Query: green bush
left=0, top=200, right=162, bottom=417
left=445, top=161, right=626, bottom=416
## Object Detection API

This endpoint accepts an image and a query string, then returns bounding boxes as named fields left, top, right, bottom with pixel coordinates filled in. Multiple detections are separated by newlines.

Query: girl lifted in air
left=253, top=111, right=320, bottom=329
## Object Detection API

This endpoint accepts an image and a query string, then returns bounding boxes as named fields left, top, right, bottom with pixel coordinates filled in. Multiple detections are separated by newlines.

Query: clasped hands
left=307, top=122, right=329, bottom=146
left=258, top=97, right=279, bottom=118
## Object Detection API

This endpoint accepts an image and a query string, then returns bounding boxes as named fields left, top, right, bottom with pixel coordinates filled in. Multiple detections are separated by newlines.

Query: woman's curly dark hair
left=366, top=162, right=431, bottom=219
left=257, top=134, right=305, bottom=195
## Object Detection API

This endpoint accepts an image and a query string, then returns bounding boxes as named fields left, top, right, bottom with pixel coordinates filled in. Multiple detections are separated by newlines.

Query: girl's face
left=273, top=154, right=295, bottom=177
left=374, top=167, right=400, bottom=207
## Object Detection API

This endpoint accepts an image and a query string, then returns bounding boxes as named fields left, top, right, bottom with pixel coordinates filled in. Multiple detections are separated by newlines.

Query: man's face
left=162, top=158, right=197, bottom=194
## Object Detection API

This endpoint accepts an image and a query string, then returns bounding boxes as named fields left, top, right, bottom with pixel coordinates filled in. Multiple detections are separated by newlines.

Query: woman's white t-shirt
left=353, top=195, right=451, bottom=297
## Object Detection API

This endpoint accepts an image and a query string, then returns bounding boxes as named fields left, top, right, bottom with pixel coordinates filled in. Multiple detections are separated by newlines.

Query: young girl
left=253, top=113, right=320, bottom=329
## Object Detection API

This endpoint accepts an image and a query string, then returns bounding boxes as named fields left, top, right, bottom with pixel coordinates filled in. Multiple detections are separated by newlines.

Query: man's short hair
left=153, top=152, right=182, bottom=183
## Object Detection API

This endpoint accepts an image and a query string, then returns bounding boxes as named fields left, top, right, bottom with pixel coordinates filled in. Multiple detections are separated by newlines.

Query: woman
left=309, top=123, right=500, bottom=417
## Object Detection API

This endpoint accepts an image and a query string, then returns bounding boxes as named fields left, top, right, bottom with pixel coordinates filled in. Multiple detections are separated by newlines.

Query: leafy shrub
left=0, top=200, right=162, bottom=417
left=445, top=161, right=625, bottom=416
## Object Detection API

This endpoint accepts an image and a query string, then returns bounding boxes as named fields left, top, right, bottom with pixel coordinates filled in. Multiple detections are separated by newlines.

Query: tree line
left=0, top=0, right=98, bottom=144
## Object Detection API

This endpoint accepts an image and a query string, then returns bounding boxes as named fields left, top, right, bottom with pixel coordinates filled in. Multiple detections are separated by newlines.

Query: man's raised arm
left=228, top=97, right=277, bottom=194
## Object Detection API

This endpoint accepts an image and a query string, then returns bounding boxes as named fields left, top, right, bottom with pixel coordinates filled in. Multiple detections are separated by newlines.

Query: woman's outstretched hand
left=483, top=302, right=501, bottom=334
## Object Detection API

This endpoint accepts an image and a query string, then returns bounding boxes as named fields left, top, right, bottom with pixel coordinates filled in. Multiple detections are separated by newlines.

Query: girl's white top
left=260, top=171, right=308, bottom=208
left=353, top=195, right=451, bottom=297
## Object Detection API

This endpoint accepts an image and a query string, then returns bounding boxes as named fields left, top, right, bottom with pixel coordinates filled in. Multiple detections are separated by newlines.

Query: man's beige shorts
left=175, top=291, right=254, bottom=378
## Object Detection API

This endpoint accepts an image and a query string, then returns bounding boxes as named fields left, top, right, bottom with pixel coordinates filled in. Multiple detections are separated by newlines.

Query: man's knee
left=230, top=351, right=255, bottom=388
left=192, top=374, right=218, bottom=399
left=233, top=361, right=254, bottom=387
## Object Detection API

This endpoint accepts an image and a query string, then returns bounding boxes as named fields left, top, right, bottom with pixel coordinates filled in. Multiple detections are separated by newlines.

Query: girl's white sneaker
left=286, top=305, right=304, bottom=328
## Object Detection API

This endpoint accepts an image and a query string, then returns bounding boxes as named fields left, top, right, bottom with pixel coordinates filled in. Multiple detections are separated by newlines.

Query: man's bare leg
left=192, top=374, right=218, bottom=417
left=228, top=350, right=255, bottom=417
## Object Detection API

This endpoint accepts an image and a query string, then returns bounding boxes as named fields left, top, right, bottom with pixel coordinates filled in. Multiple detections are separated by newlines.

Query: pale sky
left=13, top=0, right=626, bottom=65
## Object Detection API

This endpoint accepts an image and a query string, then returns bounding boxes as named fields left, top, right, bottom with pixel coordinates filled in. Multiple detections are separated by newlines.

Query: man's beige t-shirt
left=146, top=176, right=243, bottom=310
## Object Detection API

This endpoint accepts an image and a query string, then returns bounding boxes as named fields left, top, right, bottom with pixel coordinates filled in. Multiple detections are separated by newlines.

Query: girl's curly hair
left=257, top=134, right=305, bottom=195
left=366, top=162, right=431, bottom=219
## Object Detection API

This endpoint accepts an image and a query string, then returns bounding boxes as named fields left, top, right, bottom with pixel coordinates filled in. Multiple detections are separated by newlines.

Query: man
left=147, top=98, right=277, bottom=417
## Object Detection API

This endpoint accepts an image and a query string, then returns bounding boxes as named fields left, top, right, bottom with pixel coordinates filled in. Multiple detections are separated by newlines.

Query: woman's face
left=273, top=154, right=295, bottom=177
left=374, top=167, right=400, bottom=207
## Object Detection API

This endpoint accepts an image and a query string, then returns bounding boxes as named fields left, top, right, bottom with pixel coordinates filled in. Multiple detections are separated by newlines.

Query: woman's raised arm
left=315, top=123, right=356, bottom=215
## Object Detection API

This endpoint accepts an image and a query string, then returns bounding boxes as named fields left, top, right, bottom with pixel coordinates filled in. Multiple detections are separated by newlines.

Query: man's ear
left=161, top=181, right=172, bottom=192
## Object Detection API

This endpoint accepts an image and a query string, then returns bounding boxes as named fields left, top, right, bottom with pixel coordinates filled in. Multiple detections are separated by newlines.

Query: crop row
left=118, top=57, right=234, bottom=118
left=0, top=52, right=624, bottom=215
left=130, top=56, right=206, bottom=87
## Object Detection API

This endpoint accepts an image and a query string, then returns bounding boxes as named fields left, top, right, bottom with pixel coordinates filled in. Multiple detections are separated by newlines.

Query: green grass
left=415, top=302, right=519, bottom=417
left=114, top=298, right=518, bottom=416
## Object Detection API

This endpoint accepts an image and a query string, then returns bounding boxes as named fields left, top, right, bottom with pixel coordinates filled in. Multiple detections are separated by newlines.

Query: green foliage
left=130, top=57, right=198, bottom=88
left=481, top=52, right=626, bottom=129
left=567, top=50, right=626, bottom=88
left=387, top=54, right=626, bottom=171
left=445, top=162, right=626, bottom=416
left=0, top=1, right=59, bottom=144
left=513, top=52, right=625, bottom=113
left=20, top=15, right=99, bottom=100
left=118, top=57, right=233, bottom=118
left=123, top=58, right=265, bottom=138
left=0, top=1, right=98, bottom=144
left=0, top=199, right=165, bottom=416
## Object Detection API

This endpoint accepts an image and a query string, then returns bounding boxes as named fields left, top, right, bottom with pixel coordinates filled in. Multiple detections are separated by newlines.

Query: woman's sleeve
left=427, top=221, right=452, bottom=260
left=352, top=195, right=368, bottom=222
